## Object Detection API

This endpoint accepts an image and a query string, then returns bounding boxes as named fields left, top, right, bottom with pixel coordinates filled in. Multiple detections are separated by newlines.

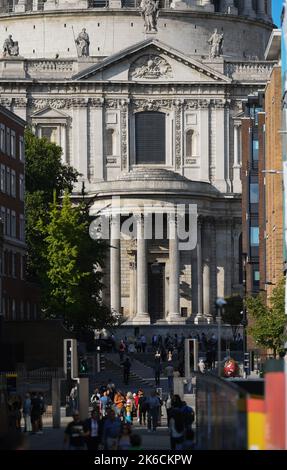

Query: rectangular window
left=250, top=183, right=259, bottom=204
left=250, top=226, right=259, bottom=246
left=19, top=174, right=24, bottom=201
left=6, top=208, right=11, bottom=236
left=252, top=139, right=259, bottom=161
left=41, top=126, right=59, bottom=144
left=12, top=253, right=16, bottom=278
left=11, top=211, right=16, bottom=238
left=12, top=299, right=16, bottom=320
left=0, top=124, right=5, bottom=152
left=6, top=167, right=11, bottom=195
left=19, top=214, right=25, bottom=241
left=0, top=165, right=5, bottom=192
left=20, top=255, right=24, bottom=280
left=1, top=207, right=5, bottom=235
left=6, top=128, right=10, bottom=156
left=11, top=170, right=16, bottom=198
left=19, top=136, right=25, bottom=162
left=254, top=270, right=260, bottom=282
left=11, top=130, right=16, bottom=158
left=135, top=112, right=166, bottom=164
left=26, top=301, right=30, bottom=321
left=20, top=301, right=24, bottom=320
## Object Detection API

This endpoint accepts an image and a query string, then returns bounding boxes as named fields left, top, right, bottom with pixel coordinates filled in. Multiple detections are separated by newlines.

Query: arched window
left=185, top=129, right=197, bottom=157
left=106, top=128, right=116, bottom=156
left=135, top=112, right=165, bottom=164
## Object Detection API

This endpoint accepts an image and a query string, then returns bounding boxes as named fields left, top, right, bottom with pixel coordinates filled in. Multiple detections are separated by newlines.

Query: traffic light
left=79, top=357, right=89, bottom=374
left=64, top=339, right=78, bottom=379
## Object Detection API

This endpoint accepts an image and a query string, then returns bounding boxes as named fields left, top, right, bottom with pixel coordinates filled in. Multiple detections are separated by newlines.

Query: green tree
left=246, top=279, right=287, bottom=356
left=222, top=295, right=244, bottom=341
left=39, top=191, right=115, bottom=332
left=25, top=129, right=79, bottom=279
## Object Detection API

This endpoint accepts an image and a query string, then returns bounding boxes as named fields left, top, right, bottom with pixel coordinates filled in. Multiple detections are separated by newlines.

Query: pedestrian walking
left=64, top=411, right=86, bottom=450
left=165, top=364, right=174, bottom=394
left=123, top=357, right=131, bottom=385
left=147, top=391, right=161, bottom=433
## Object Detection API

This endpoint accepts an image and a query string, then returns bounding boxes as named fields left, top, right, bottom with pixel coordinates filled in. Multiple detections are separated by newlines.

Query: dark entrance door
left=148, top=263, right=165, bottom=324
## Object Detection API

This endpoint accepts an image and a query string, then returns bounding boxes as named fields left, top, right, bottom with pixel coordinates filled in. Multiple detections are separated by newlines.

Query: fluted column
left=257, top=0, right=266, bottom=19
left=133, top=216, right=150, bottom=324
left=242, top=0, right=256, bottom=17
left=110, top=216, right=121, bottom=315
left=15, top=0, right=27, bottom=12
left=167, top=214, right=185, bottom=323
left=266, top=0, right=272, bottom=21
left=203, top=220, right=212, bottom=323
left=194, top=219, right=205, bottom=323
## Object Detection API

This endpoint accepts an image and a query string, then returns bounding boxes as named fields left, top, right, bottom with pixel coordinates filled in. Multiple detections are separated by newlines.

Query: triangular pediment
left=72, top=39, right=231, bottom=84
left=31, top=106, right=70, bottom=119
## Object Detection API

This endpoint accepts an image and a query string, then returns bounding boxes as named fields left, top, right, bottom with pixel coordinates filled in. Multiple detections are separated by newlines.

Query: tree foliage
left=38, top=191, right=115, bottom=332
left=25, top=130, right=115, bottom=333
left=25, top=129, right=79, bottom=279
left=246, top=279, right=287, bottom=356
left=222, top=295, right=244, bottom=341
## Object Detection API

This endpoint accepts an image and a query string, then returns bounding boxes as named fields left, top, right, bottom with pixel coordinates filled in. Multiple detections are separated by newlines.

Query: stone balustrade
left=225, top=61, right=275, bottom=81
left=0, top=0, right=272, bottom=19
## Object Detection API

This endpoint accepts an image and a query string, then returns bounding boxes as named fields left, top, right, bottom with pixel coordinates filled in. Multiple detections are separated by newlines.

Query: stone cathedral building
left=0, top=0, right=275, bottom=326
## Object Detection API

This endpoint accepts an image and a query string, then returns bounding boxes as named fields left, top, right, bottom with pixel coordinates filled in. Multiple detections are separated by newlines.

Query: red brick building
left=0, top=105, right=39, bottom=321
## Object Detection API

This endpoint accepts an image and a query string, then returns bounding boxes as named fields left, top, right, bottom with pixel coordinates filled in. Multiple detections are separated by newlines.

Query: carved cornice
left=133, top=99, right=172, bottom=112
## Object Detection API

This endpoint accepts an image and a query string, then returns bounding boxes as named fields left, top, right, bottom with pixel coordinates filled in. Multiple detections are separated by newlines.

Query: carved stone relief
left=129, top=55, right=172, bottom=80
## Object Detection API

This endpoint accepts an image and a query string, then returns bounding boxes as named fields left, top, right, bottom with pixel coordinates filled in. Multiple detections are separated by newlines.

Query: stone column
left=15, top=0, right=27, bottom=12
left=266, top=0, right=272, bottom=21
left=203, top=219, right=212, bottom=323
left=233, top=123, right=241, bottom=193
left=110, top=216, right=121, bottom=314
left=242, top=0, right=256, bottom=17
left=167, top=214, right=185, bottom=323
left=257, top=0, right=266, bottom=19
left=224, top=1, right=238, bottom=14
left=194, top=219, right=205, bottom=323
left=133, top=216, right=150, bottom=324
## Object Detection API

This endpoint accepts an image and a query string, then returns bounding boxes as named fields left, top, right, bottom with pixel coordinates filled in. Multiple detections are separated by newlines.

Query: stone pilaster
left=110, top=216, right=121, bottom=314
left=233, top=123, right=242, bottom=193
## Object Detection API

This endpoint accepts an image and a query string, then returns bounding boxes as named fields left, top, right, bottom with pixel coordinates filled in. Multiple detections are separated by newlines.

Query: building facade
left=0, top=105, right=39, bottom=321
left=0, top=0, right=275, bottom=325
left=241, top=30, right=283, bottom=303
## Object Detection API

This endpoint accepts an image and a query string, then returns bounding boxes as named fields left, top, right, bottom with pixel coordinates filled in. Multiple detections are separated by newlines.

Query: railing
left=225, top=61, right=275, bottom=81
left=27, top=59, right=74, bottom=74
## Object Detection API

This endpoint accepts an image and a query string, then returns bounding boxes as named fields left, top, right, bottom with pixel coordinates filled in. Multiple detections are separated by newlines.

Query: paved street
left=27, top=418, right=170, bottom=451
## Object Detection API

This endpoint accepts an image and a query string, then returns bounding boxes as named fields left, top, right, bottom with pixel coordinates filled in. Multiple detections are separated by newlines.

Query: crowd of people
left=6, top=392, right=46, bottom=435
left=64, top=377, right=195, bottom=451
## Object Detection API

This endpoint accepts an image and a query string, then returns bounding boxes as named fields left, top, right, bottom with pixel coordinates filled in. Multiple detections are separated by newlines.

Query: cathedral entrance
left=148, top=263, right=165, bottom=324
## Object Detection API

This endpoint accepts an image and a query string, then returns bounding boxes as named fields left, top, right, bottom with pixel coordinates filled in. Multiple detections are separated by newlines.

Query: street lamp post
left=215, top=298, right=227, bottom=377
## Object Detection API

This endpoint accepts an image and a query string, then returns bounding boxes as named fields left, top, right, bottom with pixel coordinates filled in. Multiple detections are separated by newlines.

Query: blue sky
left=272, top=0, right=284, bottom=26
